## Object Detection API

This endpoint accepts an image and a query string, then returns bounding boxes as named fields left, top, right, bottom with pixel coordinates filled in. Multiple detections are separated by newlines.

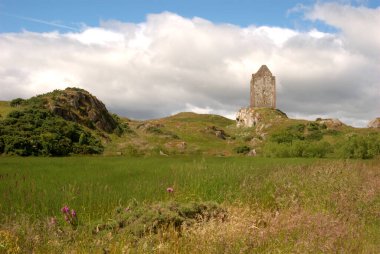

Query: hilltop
left=0, top=87, right=379, bottom=158
left=0, top=88, right=126, bottom=156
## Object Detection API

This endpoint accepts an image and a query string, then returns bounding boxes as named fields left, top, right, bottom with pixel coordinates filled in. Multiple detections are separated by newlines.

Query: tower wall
left=250, top=65, right=276, bottom=108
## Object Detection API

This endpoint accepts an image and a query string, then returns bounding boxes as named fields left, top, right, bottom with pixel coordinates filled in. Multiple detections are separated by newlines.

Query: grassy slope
left=104, top=109, right=379, bottom=157
left=0, top=101, right=13, bottom=120
left=0, top=157, right=379, bottom=252
left=1, top=100, right=379, bottom=157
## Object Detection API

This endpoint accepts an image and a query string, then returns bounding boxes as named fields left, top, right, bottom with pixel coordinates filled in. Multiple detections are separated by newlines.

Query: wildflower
left=60, top=205, right=78, bottom=229
left=61, top=206, right=69, bottom=214
left=166, top=187, right=174, bottom=193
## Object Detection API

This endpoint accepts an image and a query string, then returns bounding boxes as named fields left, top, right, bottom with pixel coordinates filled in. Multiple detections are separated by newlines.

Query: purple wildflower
left=61, top=205, right=69, bottom=214
left=71, top=209, right=77, bottom=217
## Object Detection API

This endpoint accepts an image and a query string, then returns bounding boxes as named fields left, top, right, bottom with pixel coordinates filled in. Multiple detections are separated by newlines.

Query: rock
left=204, top=126, right=230, bottom=140
left=236, top=107, right=287, bottom=128
left=165, top=141, right=187, bottom=151
left=247, top=149, right=257, bottom=157
left=137, top=122, right=164, bottom=130
left=236, top=108, right=261, bottom=127
left=316, top=118, right=343, bottom=128
left=46, top=88, right=118, bottom=133
left=159, top=150, right=168, bottom=156
left=368, top=118, right=380, bottom=128
left=116, top=151, right=122, bottom=156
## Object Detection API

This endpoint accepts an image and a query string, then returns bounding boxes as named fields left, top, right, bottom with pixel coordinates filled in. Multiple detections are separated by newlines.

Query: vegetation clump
left=338, top=134, right=380, bottom=159
left=94, top=201, right=227, bottom=237
left=234, top=145, right=251, bottom=154
left=0, top=108, right=103, bottom=156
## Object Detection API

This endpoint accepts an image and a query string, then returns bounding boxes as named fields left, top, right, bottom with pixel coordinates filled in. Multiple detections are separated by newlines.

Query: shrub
left=338, top=134, right=380, bottom=159
left=234, top=145, right=251, bottom=154
left=10, top=98, right=25, bottom=107
left=0, top=108, right=103, bottom=156
left=263, top=140, right=333, bottom=158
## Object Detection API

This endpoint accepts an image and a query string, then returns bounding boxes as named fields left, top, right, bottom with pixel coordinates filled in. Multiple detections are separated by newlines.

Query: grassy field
left=1, top=156, right=379, bottom=253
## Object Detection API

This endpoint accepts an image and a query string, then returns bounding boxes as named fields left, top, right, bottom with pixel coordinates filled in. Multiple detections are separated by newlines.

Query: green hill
left=0, top=88, right=379, bottom=158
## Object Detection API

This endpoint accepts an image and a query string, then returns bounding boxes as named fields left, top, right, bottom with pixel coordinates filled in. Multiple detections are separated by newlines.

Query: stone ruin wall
left=250, top=66, right=276, bottom=108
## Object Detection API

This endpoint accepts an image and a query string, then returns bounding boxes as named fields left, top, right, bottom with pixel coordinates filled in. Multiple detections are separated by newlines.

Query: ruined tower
left=250, top=65, right=276, bottom=108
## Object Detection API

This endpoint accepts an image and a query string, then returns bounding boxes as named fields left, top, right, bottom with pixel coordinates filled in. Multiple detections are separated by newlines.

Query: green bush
left=337, top=134, right=380, bottom=159
left=0, top=109, right=103, bottom=156
left=234, top=145, right=251, bottom=154
left=263, top=140, right=332, bottom=158
left=10, top=98, right=25, bottom=107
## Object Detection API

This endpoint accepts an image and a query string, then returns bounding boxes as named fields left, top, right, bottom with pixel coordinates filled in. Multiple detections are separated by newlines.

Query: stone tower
left=250, top=65, right=276, bottom=108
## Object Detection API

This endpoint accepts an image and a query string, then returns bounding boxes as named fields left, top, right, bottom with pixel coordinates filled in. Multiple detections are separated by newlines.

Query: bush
left=10, top=98, right=25, bottom=107
left=338, top=134, right=380, bottom=159
left=0, top=109, right=103, bottom=156
left=263, top=140, right=333, bottom=158
left=234, top=145, right=251, bottom=154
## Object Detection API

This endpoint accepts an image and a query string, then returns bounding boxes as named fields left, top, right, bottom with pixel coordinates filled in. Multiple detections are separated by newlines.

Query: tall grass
left=0, top=156, right=379, bottom=253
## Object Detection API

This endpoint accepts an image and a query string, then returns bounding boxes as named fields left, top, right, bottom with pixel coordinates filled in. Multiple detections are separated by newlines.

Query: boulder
left=368, top=118, right=380, bottom=128
left=316, top=118, right=343, bottom=128
left=236, top=108, right=261, bottom=127
left=236, top=107, right=287, bottom=128
left=204, top=126, right=230, bottom=140
left=247, top=149, right=257, bottom=157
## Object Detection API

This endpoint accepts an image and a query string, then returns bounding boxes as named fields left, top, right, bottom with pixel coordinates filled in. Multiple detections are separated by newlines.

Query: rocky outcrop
left=368, top=118, right=380, bottom=128
left=204, top=126, right=230, bottom=140
left=236, top=107, right=287, bottom=128
left=316, top=118, right=343, bottom=128
left=46, top=88, right=118, bottom=133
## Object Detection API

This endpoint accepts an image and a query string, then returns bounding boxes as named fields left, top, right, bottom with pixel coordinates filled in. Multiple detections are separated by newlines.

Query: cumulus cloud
left=0, top=3, right=379, bottom=127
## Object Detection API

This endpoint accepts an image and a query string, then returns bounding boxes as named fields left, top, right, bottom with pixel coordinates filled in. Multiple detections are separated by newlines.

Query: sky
left=0, top=0, right=379, bottom=127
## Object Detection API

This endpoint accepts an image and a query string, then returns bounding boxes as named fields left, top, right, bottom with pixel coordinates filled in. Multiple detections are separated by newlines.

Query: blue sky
left=1, top=0, right=378, bottom=33
left=0, top=1, right=379, bottom=126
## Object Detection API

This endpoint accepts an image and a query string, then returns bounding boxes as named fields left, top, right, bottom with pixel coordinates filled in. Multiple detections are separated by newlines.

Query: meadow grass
left=0, top=156, right=379, bottom=253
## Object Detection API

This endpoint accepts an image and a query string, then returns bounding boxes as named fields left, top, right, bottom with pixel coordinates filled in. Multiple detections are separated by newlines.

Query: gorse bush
left=0, top=108, right=103, bottom=156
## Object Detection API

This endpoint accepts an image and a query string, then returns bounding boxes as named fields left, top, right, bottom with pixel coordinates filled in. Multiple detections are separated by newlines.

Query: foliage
left=234, top=145, right=251, bottom=154
left=10, top=98, right=25, bottom=107
left=111, top=114, right=134, bottom=136
left=337, top=133, right=380, bottom=159
left=270, top=122, right=330, bottom=144
left=263, top=140, right=333, bottom=158
left=0, top=108, right=103, bottom=156
left=94, top=201, right=226, bottom=237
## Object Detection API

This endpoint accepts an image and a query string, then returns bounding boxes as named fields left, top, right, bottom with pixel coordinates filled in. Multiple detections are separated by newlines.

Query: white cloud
left=0, top=3, right=379, bottom=127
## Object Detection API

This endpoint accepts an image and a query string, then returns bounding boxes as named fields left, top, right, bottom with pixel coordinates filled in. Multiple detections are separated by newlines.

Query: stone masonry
left=250, top=65, right=276, bottom=108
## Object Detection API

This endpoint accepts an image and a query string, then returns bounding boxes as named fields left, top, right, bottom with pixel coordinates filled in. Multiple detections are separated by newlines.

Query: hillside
left=1, top=88, right=379, bottom=158
left=0, top=88, right=123, bottom=156
left=106, top=108, right=380, bottom=159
